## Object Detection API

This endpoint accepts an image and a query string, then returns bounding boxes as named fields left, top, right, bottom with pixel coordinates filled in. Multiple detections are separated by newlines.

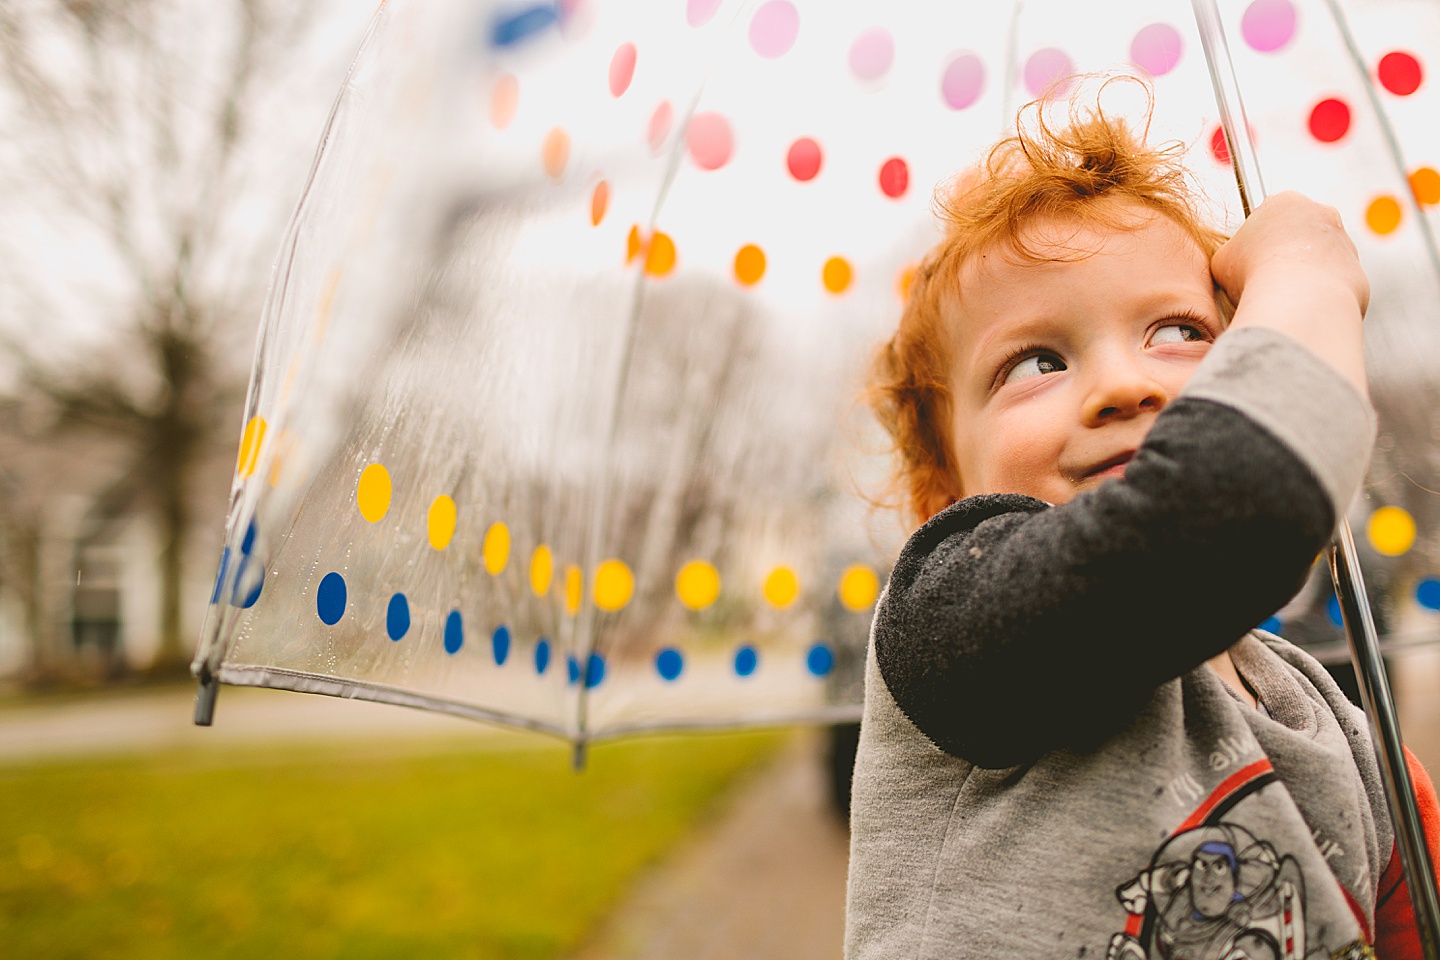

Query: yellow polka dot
left=764, top=566, right=800, bottom=609
left=838, top=564, right=880, bottom=611
left=1410, top=167, right=1440, bottom=206
left=822, top=256, right=853, bottom=294
left=734, top=244, right=766, bottom=285
left=530, top=545, right=554, bottom=597
left=1368, top=505, right=1416, bottom=557
left=645, top=231, right=676, bottom=277
left=427, top=495, right=457, bottom=551
left=542, top=127, right=570, bottom=180
left=483, top=522, right=510, bottom=575
left=676, top=560, right=721, bottom=610
left=594, top=559, right=634, bottom=612
left=357, top=463, right=392, bottom=523
left=565, top=565, right=583, bottom=615
left=236, top=416, right=267, bottom=478
left=490, top=73, right=518, bottom=129
left=1366, top=195, right=1402, bottom=235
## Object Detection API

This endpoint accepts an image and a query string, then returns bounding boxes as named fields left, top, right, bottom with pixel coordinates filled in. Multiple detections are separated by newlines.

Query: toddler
left=846, top=100, right=1437, bottom=959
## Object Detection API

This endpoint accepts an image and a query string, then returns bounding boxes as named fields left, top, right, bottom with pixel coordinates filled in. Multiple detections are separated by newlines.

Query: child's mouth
left=1083, top=451, right=1135, bottom=480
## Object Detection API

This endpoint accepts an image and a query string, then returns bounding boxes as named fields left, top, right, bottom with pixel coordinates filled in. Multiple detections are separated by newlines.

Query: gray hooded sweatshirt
left=846, top=328, right=1392, bottom=960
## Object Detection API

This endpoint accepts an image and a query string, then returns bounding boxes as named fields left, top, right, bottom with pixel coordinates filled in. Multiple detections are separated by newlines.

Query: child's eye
left=1149, top=323, right=1207, bottom=346
left=1002, top=352, right=1067, bottom=385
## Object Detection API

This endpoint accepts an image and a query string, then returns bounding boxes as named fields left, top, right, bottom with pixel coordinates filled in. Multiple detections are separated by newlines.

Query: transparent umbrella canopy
left=194, top=0, right=1440, bottom=746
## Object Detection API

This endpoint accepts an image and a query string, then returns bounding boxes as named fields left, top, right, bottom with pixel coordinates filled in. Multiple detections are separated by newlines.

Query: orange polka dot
left=645, top=231, right=676, bottom=276
left=542, top=127, right=570, bottom=180
left=822, top=256, right=853, bottom=294
left=897, top=263, right=918, bottom=302
left=490, top=74, right=518, bottom=129
left=734, top=244, right=766, bottom=285
left=591, top=180, right=609, bottom=226
left=1410, top=167, right=1440, bottom=206
left=626, top=224, right=643, bottom=263
left=1366, top=195, right=1402, bottom=235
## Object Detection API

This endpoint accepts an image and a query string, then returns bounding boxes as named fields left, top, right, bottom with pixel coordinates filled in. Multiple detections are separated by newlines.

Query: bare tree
left=0, top=0, right=352, bottom=673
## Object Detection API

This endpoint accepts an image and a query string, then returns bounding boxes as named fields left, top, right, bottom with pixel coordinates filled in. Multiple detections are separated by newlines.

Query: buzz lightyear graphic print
left=1107, top=759, right=1375, bottom=960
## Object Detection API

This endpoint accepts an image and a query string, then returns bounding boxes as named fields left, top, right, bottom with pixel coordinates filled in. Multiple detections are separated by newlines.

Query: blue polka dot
left=492, top=625, right=511, bottom=666
left=386, top=593, right=410, bottom=641
left=444, top=610, right=464, bottom=654
left=656, top=648, right=684, bottom=682
left=491, top=4, right=557, bottom=48
left=210, top=547, right=231, bottom=604
left=1326, top=594, right=1344, bottom=627
left=1258, top=616, right=1282, bottom=635
left=535, top=638, right=551, bottom=675
left=567, top=655, right=581, bottom=686
left=734, top=645, right=758, bottom=677
left=241, top=520, right=257, bottom=555
left=585, top=653, right=606, bottom=688
left=806, top=642, right=834, bottom=677
left=316, top=572, right=346, bottom=625
left=237, top=566, right=264, bottom=609
left=1418, top=578, right=1440, bottom=611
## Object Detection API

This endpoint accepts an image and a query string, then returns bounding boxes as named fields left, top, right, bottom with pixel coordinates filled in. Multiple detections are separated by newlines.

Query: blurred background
left=4, top=1, right=1440, bottom=958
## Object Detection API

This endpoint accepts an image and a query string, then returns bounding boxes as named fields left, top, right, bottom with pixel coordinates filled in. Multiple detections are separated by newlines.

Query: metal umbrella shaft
left=1191, top=1, right=1440, bottom=953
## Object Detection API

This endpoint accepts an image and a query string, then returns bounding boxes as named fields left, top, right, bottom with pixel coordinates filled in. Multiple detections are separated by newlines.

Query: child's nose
left=1081, top=359, right=1168, bottom=424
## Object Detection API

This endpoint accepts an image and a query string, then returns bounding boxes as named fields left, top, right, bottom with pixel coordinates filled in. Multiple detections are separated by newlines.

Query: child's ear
left=918, top=480, right=962, bottom=523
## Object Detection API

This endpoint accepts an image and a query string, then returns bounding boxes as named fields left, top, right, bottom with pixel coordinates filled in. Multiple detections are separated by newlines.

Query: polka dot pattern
left=237, top=416, right=266, bottom=478
left=386, top=593, right=409, bottom=640
left=838, top=564, right=879, bottom=611
left=492, top=625, right=511, bottom=666
left=1368, top=505, right=1416, bottom=556
left=734, top=645, right=758, bottom=677
left=940, top=53, right=984, bottom=110
left=1366, top=196, right=1402, bottom=235
left=676, top=560, right=721, bottom=610
left=1378, top=51, right=1422, bottom=96
left=357, top=463, right=391, bottom=523
left=1417, top=579, right=1440, bottom=612
left=686, top=112, right=734, bottom=171
left=1307, top=98, right=1350, bottom=143
left=656, top=647, right=684, bottom=681
left=763, top=566, right=799, bottom=608
left=686, top=0, right=720, bottom=28
left=490, top=74, right=518, bottom=129
left=822, top=256, right=852, bottom=294
left=647, top=101, right=673, bottom=153
left=530, top=545, right=553, bottom=596
left=1023, top=48, right=1074, bottom=98
left=594, top=559, right=634, bottom=611
left=590, top=181, right=609, bottom=226
left=427, top=495, right=456, bottom=550
left=1130, top=23, right=1182, bottom=77
left=786, top=137, right=822, bottom=182
left=483, top=522, right=510, bottom=574
left=1410, top=167, right=1440, bottom=206
left=444, top=610, right=464, bottom=654
left=734, top=244, right=766, bottom=285
left=848, top=27, right=893, bottom=82
left=542, top=127, right=570, bottom=179
left=878, top=157, right=909, bottom=199
left=317, top=572, right=347, bottom=625
left=608, top=42, right=636, bottom=98
left=806, top=643, right=834, bottom=676
left=749, top=1, right=799, bottom=59
left=644, top=231, right=677, bottom=276
left=1241, top=0, right=1296, bottom=53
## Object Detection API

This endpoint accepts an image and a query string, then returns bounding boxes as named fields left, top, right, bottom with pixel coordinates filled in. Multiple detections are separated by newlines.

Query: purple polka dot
left=941, top=53, right=985, bottom=110
left=848, top=27, right=893, bottom=82
left=1241, top=0, right=1296, bottom=53
left=1024, top=47, right=1074, bottom=98
left=749, top=0, right=799, bottom=59
left=687, top=0, right=721, bottom=28
left=1130, top=23, right=1183, bottom=77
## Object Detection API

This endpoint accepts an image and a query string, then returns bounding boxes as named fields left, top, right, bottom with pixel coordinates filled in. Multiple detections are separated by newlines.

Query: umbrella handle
left=1191, top=2, right=1440, bottom=954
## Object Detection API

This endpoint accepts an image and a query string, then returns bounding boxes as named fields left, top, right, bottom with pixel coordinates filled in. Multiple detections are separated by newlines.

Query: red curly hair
left=867, top=91, right=1230, bottom=529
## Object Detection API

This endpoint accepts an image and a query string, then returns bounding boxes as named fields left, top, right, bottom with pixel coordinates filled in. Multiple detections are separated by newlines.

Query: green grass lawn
left=0, top=729, right=783, bottom=960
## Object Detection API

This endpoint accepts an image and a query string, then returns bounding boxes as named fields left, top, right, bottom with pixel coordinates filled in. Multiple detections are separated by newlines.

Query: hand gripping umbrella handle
left=1191, top=1, right=1440, bottom=954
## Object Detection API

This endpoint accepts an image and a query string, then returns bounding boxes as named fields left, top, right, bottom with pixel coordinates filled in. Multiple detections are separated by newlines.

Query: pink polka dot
left=879, top=157, right=909, bottom=199
left=1241, top=0, right=1296, bottom=53
left=749, top=1, right=799, bottom=59
left=609, top=43, right=637, bottom=98
left=786, top=137, right=822, bottom=182
left=687, top=0, right=722, bottom=28
left=648, top=101, right=673, bottom=153
left=848, top=27, right=894, bottom=82
left=1024, top=48, right=1074, bottom=98
left=686, top=112, right=734, bottom=170
left=940, top=53, right=985, bottom=110
left=1130, top=23, right=1182, bottom=77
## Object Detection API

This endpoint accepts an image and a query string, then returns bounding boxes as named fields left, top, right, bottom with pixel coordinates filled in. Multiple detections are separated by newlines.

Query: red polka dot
left=1378, top=51, right=1422, bottom=96
left=787, top=137, right=822, bottom=182
left=1209, top=125, right=1231, bottom=165
left=878, top=157, right=909, bottom=199
left=1308, top=98, right=1350, bottom=143
left=609, top=43, right=637, bottom=98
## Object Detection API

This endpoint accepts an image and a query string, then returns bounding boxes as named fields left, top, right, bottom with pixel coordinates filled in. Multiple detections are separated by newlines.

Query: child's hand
left=1210, top=191, right=1369, bottom=394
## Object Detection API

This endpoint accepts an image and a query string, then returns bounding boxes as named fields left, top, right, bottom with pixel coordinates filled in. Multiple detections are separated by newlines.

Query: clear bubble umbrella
left=195, top=0, right=1440, bottom=880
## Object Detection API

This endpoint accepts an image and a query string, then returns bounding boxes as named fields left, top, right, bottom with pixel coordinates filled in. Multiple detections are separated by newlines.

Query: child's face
left=944, top=202, right=1224, bottom=507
